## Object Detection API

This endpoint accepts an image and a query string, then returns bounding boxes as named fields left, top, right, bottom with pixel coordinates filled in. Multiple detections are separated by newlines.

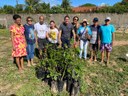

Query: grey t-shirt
left=90, top=25, right=100, bottom=44
left=59, top=23, right=74, bottom=40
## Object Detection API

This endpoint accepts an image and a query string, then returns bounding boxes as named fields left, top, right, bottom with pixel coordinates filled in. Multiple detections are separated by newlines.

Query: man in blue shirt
left=99, top=17, right=115, bottom=65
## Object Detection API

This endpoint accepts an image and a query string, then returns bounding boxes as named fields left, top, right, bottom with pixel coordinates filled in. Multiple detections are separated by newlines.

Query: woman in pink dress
left=10, top=14, right=27, bottom=72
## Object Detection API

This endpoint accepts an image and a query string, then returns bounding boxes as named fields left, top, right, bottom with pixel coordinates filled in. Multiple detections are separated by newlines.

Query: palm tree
left=61, top=0, right=71, bottom=10
left=25, top=0, right=41, bottom=13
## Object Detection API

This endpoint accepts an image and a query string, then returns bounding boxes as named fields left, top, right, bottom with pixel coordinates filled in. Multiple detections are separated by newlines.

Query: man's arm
left=58, top=30, right=62, bottom=46
left=34, top=24, right=38, bottom=48
left=112, top=25, right=116, bottom=46
left=98, top=27, right=101, bottom=49
left=34, top=30, right=38, bottom=48
left=112, top=32, right=115, bottom=46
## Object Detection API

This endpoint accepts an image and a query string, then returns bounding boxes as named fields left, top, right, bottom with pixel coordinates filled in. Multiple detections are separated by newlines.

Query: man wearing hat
left=99, top=17, right=115, bottom=65
left=89, top=17, right=100, bottom=62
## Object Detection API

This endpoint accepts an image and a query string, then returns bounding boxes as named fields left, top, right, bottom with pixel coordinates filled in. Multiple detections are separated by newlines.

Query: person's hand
left=74, top=39, right=76, bottom=44
left=25, top=43, right=27, bottom=48
left=112, top=41, right=114, bottom=47
left=98, top=40, right=100, bottom=50
left=36, top=42, right=38, bottom=48
left=73, top=42, right=77, bottom=48
left=58, top=40, right=62, bottom=48
left=13, top=46, right=16, bottom=51
left=59, top=40, right=62, bottom=45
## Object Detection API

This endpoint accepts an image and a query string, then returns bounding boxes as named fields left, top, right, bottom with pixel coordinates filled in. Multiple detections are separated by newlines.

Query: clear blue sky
left=0, top=0, right=122, bottom=7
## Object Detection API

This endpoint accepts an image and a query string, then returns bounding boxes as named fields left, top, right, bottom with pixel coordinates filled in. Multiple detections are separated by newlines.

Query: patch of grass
left=0, top=29, right=10, bottom=38
left=0, top=30, right=128, bottom=96
left=115, top=33, right=128, bottom=41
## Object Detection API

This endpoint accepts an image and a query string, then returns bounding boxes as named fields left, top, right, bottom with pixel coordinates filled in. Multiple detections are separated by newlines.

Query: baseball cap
left=93, top=17, right=99, bottom=22
left=105, top=17, right=111, bottom=21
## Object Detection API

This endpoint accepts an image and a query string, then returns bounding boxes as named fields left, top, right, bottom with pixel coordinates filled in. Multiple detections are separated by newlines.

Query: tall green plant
left=61, top=0, right=72, bottom=13
left=25, top=0, right=41, bottom=13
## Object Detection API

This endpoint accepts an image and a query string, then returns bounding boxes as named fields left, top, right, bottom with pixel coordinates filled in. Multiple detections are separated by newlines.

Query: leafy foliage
left=61, top=0, right=72, bottom=13
left=0, top=0, right=127, bottom=14
left=80, top=3, right=96, bottom=7
left=0, top=30, right=128, bottom=95
left=96, top=0, right=128, bottom=14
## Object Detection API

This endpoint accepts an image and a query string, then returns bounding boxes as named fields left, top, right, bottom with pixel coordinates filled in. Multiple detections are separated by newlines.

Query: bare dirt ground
left=114, top=41, right=128, bottom=46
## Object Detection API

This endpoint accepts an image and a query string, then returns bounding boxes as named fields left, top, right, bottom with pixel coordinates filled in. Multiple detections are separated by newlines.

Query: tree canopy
left=80, top=3, right=96, bottom=7
left=0, top=0, right=127, bottom=14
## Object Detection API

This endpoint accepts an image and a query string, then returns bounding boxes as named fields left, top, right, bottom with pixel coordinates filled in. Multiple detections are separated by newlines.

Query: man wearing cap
left=89, top=17, right=100, bottom=62
left=99, top=17, right=115, bottom=65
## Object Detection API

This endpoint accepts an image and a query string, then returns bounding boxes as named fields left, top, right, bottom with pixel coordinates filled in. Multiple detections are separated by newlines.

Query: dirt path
left=114, top=41, right=128, bottom=46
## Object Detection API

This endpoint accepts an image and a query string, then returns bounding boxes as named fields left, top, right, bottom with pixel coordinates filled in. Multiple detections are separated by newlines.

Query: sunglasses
left=73, top=18, right=78, bottom=21
left=105, top=19, right=110, bottom=22
left=27, top=20, right=32, bottom=22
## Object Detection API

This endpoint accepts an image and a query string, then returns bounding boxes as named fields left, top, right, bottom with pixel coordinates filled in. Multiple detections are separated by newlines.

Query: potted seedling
left=47, top=59, right=60, bottom=93
left=56, top=48, right=75, bottom=92
left=35, top=58, right=48, bottom=79
left=70, top=58, right=85, bottom=96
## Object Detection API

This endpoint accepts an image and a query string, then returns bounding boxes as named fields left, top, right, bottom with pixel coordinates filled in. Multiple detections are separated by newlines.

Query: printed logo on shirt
left=29, top=28, right=35, bottom=40
left=49, top=31, right=57, bottom=40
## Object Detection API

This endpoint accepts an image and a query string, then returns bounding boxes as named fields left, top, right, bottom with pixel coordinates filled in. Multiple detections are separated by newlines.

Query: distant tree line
left=0, top=0, right=127, bottom=14
left=0, top=0, right=72, bottom=14
left=96, top=0, right=128, bottom=14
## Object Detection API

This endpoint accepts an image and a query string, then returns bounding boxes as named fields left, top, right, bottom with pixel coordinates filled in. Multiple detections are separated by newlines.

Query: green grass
left=0, top=29, right=10, bottom=38
left=0, top=30, right=128, bottom=96
left=115, top=32, right=128, bottom=41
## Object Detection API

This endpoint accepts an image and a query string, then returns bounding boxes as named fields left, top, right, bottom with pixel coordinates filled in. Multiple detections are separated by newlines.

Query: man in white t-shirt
left=34, top=16, right=48, bottom=59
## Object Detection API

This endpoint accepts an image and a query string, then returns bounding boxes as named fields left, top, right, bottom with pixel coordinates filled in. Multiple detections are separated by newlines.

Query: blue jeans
left=61, top=38, right=71, bottom=49
left=79, top=39, right=88, bottom=59
left=26, top=43, right=35, bottom=60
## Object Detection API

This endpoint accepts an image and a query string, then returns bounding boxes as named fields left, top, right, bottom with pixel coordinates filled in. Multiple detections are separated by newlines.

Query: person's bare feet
left=94, top=59, right=97, bottom=62
left=31, top=63, right=36, bottom=66
left=27, top=61, right=31, bottom=67
left=106, top=60, right=109, bottom=65
left=27, top=64, right=31, bottom=67
left=18, top=69, right=24, bottom=73
left=100, top=61, right=104, bottom=64
left=21, top=66, right=26, bottom=70
left=89, top=58, right=93, bottom=62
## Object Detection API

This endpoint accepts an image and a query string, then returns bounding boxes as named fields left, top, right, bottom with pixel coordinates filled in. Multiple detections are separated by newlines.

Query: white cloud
left=100, top=2, right=109, bottom=7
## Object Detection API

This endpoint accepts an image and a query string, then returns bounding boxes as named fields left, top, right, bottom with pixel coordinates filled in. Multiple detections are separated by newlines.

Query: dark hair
left=64, top=15, right=70, bottom=20
left=73, top=16, right=79, bottom=21
left=50, top=20, right=55, bottom=24
left=50, top=20, right=58, bottom=29
left=26, top=16, right=33, bottom=21
left=81, top=21, right=87, bottom=26
left=13, top=14, right=21, bottom=20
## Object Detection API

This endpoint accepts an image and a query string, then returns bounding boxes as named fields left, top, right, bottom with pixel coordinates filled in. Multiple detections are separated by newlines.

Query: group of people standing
left=10, top=14, right=115, bottom=72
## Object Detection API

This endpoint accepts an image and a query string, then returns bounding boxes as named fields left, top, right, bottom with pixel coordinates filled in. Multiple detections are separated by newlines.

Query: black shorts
left=90, top=43, right=98, bottom=51
left=37, top=38, right=48, bottom=50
